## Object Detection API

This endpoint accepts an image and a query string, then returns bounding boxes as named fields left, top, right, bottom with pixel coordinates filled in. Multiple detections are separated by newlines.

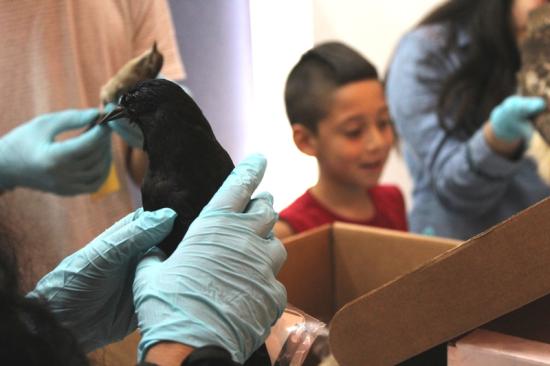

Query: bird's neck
left=145, top=127, right=213, bottom=171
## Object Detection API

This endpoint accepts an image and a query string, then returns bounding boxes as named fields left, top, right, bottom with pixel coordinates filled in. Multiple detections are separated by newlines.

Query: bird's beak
left=98, top=106, right=129, bottom=124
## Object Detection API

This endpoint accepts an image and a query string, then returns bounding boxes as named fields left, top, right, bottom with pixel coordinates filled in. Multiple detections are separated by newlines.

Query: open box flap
left=330, top=197, right=550, bottom=366
left=331, top=223, right=460, bottom=309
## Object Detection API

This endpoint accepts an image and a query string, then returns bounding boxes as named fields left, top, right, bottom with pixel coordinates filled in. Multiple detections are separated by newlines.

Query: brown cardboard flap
left=278, top=225, right=334, bottom=321
left=332, top=223, right=460, bottom=309
left=330, top=197, right=550, bottom=366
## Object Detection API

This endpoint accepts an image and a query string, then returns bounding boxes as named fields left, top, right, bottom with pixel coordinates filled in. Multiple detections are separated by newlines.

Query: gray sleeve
left=386, top=27, right=523, bottom=215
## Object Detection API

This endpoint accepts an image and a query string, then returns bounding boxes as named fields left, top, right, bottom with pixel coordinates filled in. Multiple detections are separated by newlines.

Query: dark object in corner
left=397, top=343, right=447, bottom=366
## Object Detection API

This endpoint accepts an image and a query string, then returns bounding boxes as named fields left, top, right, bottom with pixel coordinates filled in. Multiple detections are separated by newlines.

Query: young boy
left=274, top=42, right=407, bottom=238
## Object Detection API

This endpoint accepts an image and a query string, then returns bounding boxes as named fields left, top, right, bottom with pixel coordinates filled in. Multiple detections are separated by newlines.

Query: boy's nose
left=364, top=126, right=387, bottom=151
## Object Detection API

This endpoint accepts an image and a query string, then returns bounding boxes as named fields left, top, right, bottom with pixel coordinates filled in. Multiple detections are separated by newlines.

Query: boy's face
left=309, top=80, right=394, bottom=189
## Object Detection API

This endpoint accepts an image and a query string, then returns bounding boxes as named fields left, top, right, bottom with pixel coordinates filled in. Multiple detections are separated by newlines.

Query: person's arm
left=386, top=27, right=540, bottom=216
left=144, top=342, right=194, bottom=366
left=133, top=154, right=287, bottom=364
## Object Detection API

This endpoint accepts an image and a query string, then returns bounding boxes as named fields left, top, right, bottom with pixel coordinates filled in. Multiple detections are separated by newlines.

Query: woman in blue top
left=387, top=0, right=550, bottom=240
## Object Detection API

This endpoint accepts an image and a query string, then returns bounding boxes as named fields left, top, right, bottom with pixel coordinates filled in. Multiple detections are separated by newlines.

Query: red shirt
left=279, top=185, right=408, bottom=233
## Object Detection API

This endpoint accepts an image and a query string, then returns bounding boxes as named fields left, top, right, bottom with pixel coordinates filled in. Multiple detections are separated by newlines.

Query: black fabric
left=243, top=344, right=270, bottom=366
left=136, top=344, right=273, bottom=366
left=181, top=345, right=239, bottom=366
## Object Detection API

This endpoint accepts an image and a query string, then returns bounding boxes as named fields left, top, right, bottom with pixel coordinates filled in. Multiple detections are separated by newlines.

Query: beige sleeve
left=129, top=0, right=186, bottom=81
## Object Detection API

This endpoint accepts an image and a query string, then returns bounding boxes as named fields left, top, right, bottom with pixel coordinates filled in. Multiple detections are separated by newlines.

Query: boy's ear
left=292, top=124, right=318, bottom=157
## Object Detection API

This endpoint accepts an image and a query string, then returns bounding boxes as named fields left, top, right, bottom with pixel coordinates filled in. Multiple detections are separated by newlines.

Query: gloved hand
left=133, top=154, right=287, bottom=363
left=489, top=96, right=547, bottom=142
left=26, top=207, right=177, bottom=353
left=104, top=102, right=144, bottom=148
left=0, top=109, right=112, bottom=195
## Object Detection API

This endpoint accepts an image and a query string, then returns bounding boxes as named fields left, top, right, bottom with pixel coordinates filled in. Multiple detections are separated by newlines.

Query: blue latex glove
left=0, top=109, right=112, bottom=195
left=27, top=207, right=177, bottom=353
left=105, top=102, right=144, bottom=148
left=489, top=96, right=547, bottom=142
left=133, top=154, right=287, bottom=363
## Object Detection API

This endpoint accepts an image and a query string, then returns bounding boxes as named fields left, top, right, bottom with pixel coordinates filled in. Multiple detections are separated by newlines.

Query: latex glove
left=104, top=103, right=144, bottom=148
left=133, top=154, right=287, bottom=363
left=0, top=109, right=112, bottom=195
left=489, top=96, right=546, bottom=142
left=27, top=207, right=177, bottom=353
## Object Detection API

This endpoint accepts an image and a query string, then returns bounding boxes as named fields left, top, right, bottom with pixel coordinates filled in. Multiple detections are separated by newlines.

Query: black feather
left=116, top=79, right=234, bottom=255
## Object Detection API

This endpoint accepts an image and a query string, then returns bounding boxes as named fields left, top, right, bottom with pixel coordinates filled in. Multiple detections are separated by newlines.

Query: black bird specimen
left=100, top=79, right=235, bottom=256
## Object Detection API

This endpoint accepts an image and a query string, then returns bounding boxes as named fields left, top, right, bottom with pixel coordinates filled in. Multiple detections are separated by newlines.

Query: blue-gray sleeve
left=386, top=28, right=523, bottom=215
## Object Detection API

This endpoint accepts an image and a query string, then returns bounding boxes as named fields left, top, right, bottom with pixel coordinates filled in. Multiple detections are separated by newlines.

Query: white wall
left=248, top=1, right=317, bottom=211
left=248, top=0, right=443, bottom=211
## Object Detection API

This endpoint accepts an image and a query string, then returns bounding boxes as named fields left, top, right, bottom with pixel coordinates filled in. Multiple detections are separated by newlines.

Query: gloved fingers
left=54, top=124, right=111, bottom=159
left=60, top=136, right=111, bottom=173
left=73, top=133, right=111, bottom=164
left=518, top=121, right=534, bottom=140
left=271, top=280, right=288, bottom=320
left=203, top=154, right=267, bottom=214
left=98, top=209, right=145, bottom=239
left=264, top=237, right=287, bottom=275
left=103, top=102, right=118, bottom=114
left=504, top=96, right=546, bottom=118
left=78, top=141, right=112, bottom=173
left=53, top=180, right=105, bottom=195
left=103, top=208, right=177, bottom=257
left=136, top=247, right=166, bottom=271
left=44, top=108, right=100, bottom=139
left=45, top=139, right=110, bottom=185
left=108, top=119, right=144, bottom=149
left=243, top=191, right=277, bottom=238
left=60, top=160, right=109, bottom=190
left=57, top=148, right=112, bottom=191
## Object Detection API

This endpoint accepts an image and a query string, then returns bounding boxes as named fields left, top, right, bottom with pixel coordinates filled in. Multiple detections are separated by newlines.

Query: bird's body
left=102, top=79, right=234, bottom=255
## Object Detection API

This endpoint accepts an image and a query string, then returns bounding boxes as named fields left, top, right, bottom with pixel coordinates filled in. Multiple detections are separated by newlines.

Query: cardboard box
left=278, top=222, right=461, bottom=362
left=278, top=197, right=550, bottom=366
left=448, top=329, right=550, bottom=365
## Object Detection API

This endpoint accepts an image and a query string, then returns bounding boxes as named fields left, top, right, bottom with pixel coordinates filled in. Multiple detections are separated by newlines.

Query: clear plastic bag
left=265, top=305, right=334, bottom=366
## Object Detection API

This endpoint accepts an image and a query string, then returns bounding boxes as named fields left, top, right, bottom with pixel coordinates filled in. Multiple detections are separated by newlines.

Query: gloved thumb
left=518, top=121, right=534, bottom=141
left=203, top=153, right=267, bottom=214
left=512, top=96, right=546, bottom=117
left=108, top=208, right=177, bottom=259
left=45, top=109, right=100, bottom=139
left=136, top=247, right=167, bottom=272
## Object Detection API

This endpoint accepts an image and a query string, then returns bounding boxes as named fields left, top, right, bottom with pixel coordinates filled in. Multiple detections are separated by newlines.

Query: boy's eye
left=343, top=128, right=363, bottom=139
left=377, top=118, right=392, bottom=130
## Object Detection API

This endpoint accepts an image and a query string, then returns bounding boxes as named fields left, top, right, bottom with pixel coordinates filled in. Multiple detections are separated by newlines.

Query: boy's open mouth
left=360, top=160, right=384, bottom=169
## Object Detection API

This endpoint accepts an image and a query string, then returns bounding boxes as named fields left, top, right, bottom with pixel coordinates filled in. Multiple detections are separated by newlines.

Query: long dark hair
left=0, top=229, right=89, bottom=365
left=420, top=0, right=518, bottom=139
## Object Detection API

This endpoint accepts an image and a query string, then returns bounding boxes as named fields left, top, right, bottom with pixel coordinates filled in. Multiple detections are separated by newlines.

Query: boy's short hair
left=284, top=41, right=379, bottom=132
